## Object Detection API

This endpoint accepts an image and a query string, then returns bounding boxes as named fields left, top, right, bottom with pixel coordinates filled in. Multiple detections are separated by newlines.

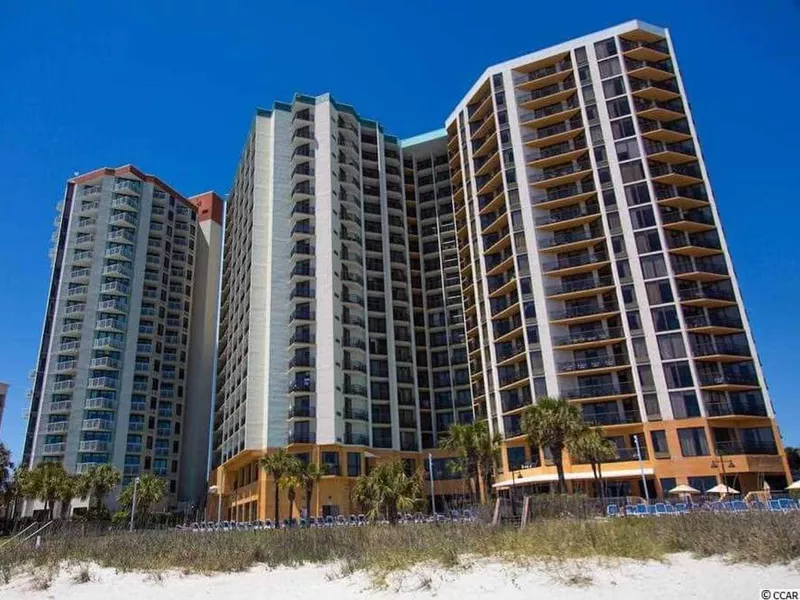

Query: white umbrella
left=785, top=481, right=800, bottom=491
left=706, top=484, right=739, bottom=495
left=668, top=484, right=700, bottom=495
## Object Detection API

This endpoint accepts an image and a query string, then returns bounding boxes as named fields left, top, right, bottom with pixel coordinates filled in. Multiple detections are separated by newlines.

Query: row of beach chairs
left=607, top=498, right=799, bottom=517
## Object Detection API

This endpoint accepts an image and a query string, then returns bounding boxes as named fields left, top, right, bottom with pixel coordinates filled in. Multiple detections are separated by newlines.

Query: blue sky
left=1, top=1, right=799, bottom=461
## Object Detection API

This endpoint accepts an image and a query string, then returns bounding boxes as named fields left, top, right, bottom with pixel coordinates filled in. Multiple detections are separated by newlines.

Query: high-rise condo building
left=24, top=165, right=223, bottom=511
left=447, top=20, right=789, bottom=497
left=211, top=19, right=790, bottom=518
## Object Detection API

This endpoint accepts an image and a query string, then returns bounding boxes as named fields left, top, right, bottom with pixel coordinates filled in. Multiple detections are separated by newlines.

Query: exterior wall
left=25, top=165, right=221, bottom=510
left=445, top=19, right=790, bottom=496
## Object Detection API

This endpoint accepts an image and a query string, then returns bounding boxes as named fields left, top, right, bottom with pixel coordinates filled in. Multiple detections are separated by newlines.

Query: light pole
left=129, top=476, right=140, bottom=532
left=428, top=453, right=436, bottom=515
left=208, top=485, right=222, bottom=523
left=632, top=435, right=650, bottom=505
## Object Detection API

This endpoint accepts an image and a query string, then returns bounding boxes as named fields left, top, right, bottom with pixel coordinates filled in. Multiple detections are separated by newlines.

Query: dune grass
left=1, top=512, right=798, bottom=582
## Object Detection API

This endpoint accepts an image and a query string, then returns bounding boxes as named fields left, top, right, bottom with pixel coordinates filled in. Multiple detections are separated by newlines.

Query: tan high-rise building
left=446, top=19, right=789, bottom=497
left=24, top=165, right=223, bottom=511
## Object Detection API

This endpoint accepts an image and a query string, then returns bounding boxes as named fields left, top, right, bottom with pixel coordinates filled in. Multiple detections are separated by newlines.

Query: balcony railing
left=693, top=343, right=751, bottom=358
left=705, top=399, right=768, bottom=418
left=678, top=287, right=736, bottom=303
left=582, top=409, right=641, bottom=427
left=715, top=441, right=778, bottom=456
left=549, top=303, right=617, bottom=321
left=288, top=431, right=316, bottom=444
left=557, top=354, right=628, bottom=373
left=546, top=275, right=615, bottom=296
left=541, top=252, right=608, bottom=273
left=553, top=326, right=625, bottom=347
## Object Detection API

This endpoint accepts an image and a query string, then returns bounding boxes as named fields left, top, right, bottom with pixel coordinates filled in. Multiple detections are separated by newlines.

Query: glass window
left=638, top=364, right=655, bottom=391
left=598, top=167, right=611, bottom=185
left=678, top=428, right=710, bottom=457
left=574, top=46, right=588, bottom=65
left=644, top=393, right=661, bottom=419
left=688, top=475, right=717, bottom=492
left=651, top=430, right=670, bottom=457
left=598, top=56, right=621, bottom=78
left=621, top=284, right=637, bottom=307
left=632, top=337, right=649, bottom=362
left=611, top=117, right=636, bottom=140
left=657, top=333, right=686, bottom=359
left=640, top=254, right=667, bottom=279
left=594, top=145, right=607, bottom=164
left=347, top=452, right=361, bottom=477
left=635, top=230, right=662, bottom=254
left=646, top=279, right=674, bottom=305
left=670, top=391, right=701, bottom=418
left=578, top=65, right=591, bottom=83
left=603, top=188, right=617, bottom=207
left=630, top=206, right=655, bottom=229
left=652, top=306, right=680, bottom=331
left=627, top=310, right=641, bottom=331
left=664, top=361, right=694, bottom=389
left=590, top=125, right=604, bottom=145
left=602, top=76, right=625, bottom=98
left=585, top=104, right=599, bottom=122
left=616, top=259, right=631, bottom=280
left=582, top=84, right=595, bottom=103
left=621, top=160, right=645, bottom=183
left=595, top=38, right=618, bottom=59
left=625, top=182, right=651, bottom=206
left=607, top=97, right=631, bottom=118
left=616, top=139, right=640, bottom=161
left=507, top=446, right=526, bottom=471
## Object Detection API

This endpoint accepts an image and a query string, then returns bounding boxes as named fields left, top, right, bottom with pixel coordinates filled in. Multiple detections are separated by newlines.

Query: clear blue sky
left=1, top=1, right=799, bottom=461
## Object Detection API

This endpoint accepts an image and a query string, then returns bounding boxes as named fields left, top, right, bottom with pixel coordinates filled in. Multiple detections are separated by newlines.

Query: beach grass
left=1, top=512, right=798, bottom=580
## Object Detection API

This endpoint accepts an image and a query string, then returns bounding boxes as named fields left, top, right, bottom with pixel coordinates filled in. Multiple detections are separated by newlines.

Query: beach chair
left=336, top=515, right=347, bottom=527
left=778, top=498, right=795, bottom=512
left=606, top=504, right=619, bottom=517
left=664, top=503, right=676, bottom=515
left=655, top=503, right=668, bottom=516
left=721, top=501, right=733, bottom=512
left=731, top=500, right=748, bottom=513
left=358, top=514, right=367, bottom=526
left=674, top=503, right=689, bottom=514
left=636, top=504, right=649, bottom=517
left=709, top=501, right=723, bottom=512
left=768, top=499, right=783, bottom=512
left=647, top=504, right=658, bottom=516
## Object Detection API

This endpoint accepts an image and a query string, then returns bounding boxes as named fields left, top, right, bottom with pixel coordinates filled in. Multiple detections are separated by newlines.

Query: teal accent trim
left=273, top=101, right=292, bottom=112
left=401, top=128, right=447, bottom=148
left=294, top=94, right=316, bottom=105
left=255, top=107, right=271, bottom=118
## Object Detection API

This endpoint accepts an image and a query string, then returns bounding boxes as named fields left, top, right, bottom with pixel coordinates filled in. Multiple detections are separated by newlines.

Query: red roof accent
left=188, top=191, right=225, bottom=225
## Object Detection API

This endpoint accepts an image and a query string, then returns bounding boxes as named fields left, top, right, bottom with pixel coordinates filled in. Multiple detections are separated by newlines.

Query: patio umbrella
left=785, top=481, right=800, bottom=491
left=668, top=484, right=700, bottom=495
left=706, top=484, right=740, bottom=495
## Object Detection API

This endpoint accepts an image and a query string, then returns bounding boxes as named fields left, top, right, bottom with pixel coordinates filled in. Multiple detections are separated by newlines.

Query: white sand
left=3, top=554, right=799, bottom=599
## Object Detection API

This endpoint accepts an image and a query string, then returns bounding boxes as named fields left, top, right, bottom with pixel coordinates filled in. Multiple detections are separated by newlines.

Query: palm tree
left=260, top=450, right=300, bottom=524
left=521, top=397, right=586, bottom=494
left=568, top=428, right=618, bottom=505
left=22, top=462, right=70, bottom=519
left=56, top=474, right=81, bottom=519
left=279, top=468, right=302, bottom=523
left=76, top=464, right=121, bottom=517
left=785, top=446, right=800, bottom=477
left=0, top=443, right=14, bottom=517
left=119, top=473, right=166, bottom=525
left=441, top=422, right=502, bottom=504
left=5, top=467, right=28, bottom=521
left=476, top=422, right=502, bottom=503
left=299, top=462, right=323, bottom=518
left=353, top=460, right=422, bottom=524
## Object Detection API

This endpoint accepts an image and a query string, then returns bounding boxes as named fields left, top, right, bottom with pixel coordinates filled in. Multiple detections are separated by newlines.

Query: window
left=607, top=97, right=630, bottom=118
left=657, top=333, right=686, bottom=359
left=507, top=446, right=526, bottom=471
left=632, top=337, right=649, bottom=362
left=616, top=139, right=640, bottom=161
left=652, top=306, right=679, bottom=331
left=594, top=145, right=607, bottom=165
left=663, top=361, right=694, bottom=389
left=616, top=259, right=631, bottom=281
left=627, top=310, right=641, bottom=331
left=640, top=254, right=667, bottom=279
left=347, top=452, right=361, bottom=477
left=620, top=160, right=645, bottom=183
left=679, top=428, right=710, bottom=457
left=578, top=65, right=591, bottom=83
left=611, top=235, right=625, bottom=257
left=585, top=104, right=599, bottom=122
left=574, top=46, right=588, bottom=65
left=670, top=391, right=701, bottom=418
left=644, top=393, right=662, bottom=419
left=598, top=56, right=621, bottom=78
left=646, top=279, right=674, bottom=305
left=590, top=125, right=604, bottom=145
left=603, top=188, right=617, bottom=207
left=611, top=117, right=636, bottom=140
left=635, top=230, right=662, bottom=254
left=638, top=364, right=655, bottom=391
left=595, top=37, right=618, bottom=59
left=602, top=76, right=625, bottom=98
left=625, top=182, right=651, bottom=206
left=651, top=430, right=670, bottom=458
left=621, top=285, right=637, bottom=307
left=660, top=477, right=677, bottom=493
left=630, top=206, right=655, bottom=229
left=606, top=210, right=621, bottom=233
left=582, top=84, right=595, bottom=103
left=688, top=475, right=718, bottom=492
left=598, top=167, right=611, bottom=185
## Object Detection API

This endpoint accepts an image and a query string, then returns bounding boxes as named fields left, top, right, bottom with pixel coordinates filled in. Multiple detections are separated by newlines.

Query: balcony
left=67, top=285, right=89, bottom=298
left=289, top=331, right=315, bottom=345
left=583, top=409, right=641, bottom=427
left=79, top=440, right=110, bottom=453
left=666, top=234, right=722, bottom=257
left=58, top=340, right=81, bottom=354
left=49, top=400, right=72, bottom=413
left=557, top=354, right=630, bottom=375
left=53, top=380, right=76, bottom=392
left=107, top=229, right=136, bottom=245
left=515, top=56, right=572, bottom=91
left=541, top=252, right=609, bottom=276
left=639, top=118, right=692, bottom=144
left=693, top=342, right=752, bottom=362
left=549, top=302, right=619, bottom=325
left=288, top=355, right=315, bottom=369
left=698, top=371, right=760, bottom=391
left=563, top=382, right=636, bottom=402
left=634, top=97, right=684, bottom=122
left=88, top=376, right=118, bottom=390
left=289, top=286, right=315, bottom=300
left=288, top=379, right=315, bottom=393
left=519, top=97, right=581, bottom=130
left=705, top=399, right=768, bottom=419
left=531, top=159, right=592, bottom=189
left=661, top=210, right=715, bottom=233
left=684, top=313, right=742, bottom=334
left=535, top=204, right=600, bottom=232
left=344, top=383, right=368, bottom=397
left=289, top=308, right=315, bottom=322
left=46, top=421, right=69, bottom=433
left=522, top=115, right=584, bottom=148
left=629, top=77, right=680, bottom=102
left=673, top=260, right=730, bottom=283
left=82, top=418, right=114, bottom=431
left=649, top=162, right=704, bottom=186
left=715, top=440, right=778, bottom=456
left=288, top=431, right=316, bottom=444
left=114, top=179, right=141, bottom=195
left=345, top=432, right=370, bottom=445
left=343, top=360, right=367, bottom=373
left=288, top=404, right=315, bottom=418
left=518, top=77, right=577, bottom=111
left=539, top=228, right=605, bottom=253
left=344, top=407, right=369, bottom=421
left=546, top=275, right=616, bottom=300
left=85, top=397, right=116, bottom=410
left=42, top=442, right=66, bottom=455
left=552, top=326, right=626, bottom=350
left=621, top=37, right=670, bottom=62
left=55, top=360, right=77, bottom=373
left=625, top=57, right=675, bottom=81
left=644, top=140, right=696, bottom=165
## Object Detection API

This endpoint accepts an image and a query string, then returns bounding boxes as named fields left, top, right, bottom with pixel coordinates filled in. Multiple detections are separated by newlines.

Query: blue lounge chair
left=636, top=504, right=649, bottom=516
left=778, top=498, right=795, bottom=512
left=721, top=501, right=733, bottom=512
left=731, top=500, right=748, bottom=513
left=648, top=505, right=658, bottom=516
left=664, top=503, right=676, bottom=515
left=675, top=502, right=689, bottom=514
left=606, top=504, right=619, bottom=517
left=624, top=505, right=637, bottom=516
left=655, top=503, right=668, bottom=516
left=709, top=501, right=723, bottom=512
left=768, top=499, right=782, bottom=512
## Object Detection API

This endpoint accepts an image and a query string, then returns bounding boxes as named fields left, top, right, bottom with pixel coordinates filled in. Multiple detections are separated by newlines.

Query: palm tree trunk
left=274, top=482, right=280, bottom=525
left=553, top=445, right=566, bottom=494
left=305, top=487, right=313, bottom=518
left=476, top=463, right=485, bottom=505
left=597, top=462, right=605, bottom=507
left=288, top=493, right=294, bottom=522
